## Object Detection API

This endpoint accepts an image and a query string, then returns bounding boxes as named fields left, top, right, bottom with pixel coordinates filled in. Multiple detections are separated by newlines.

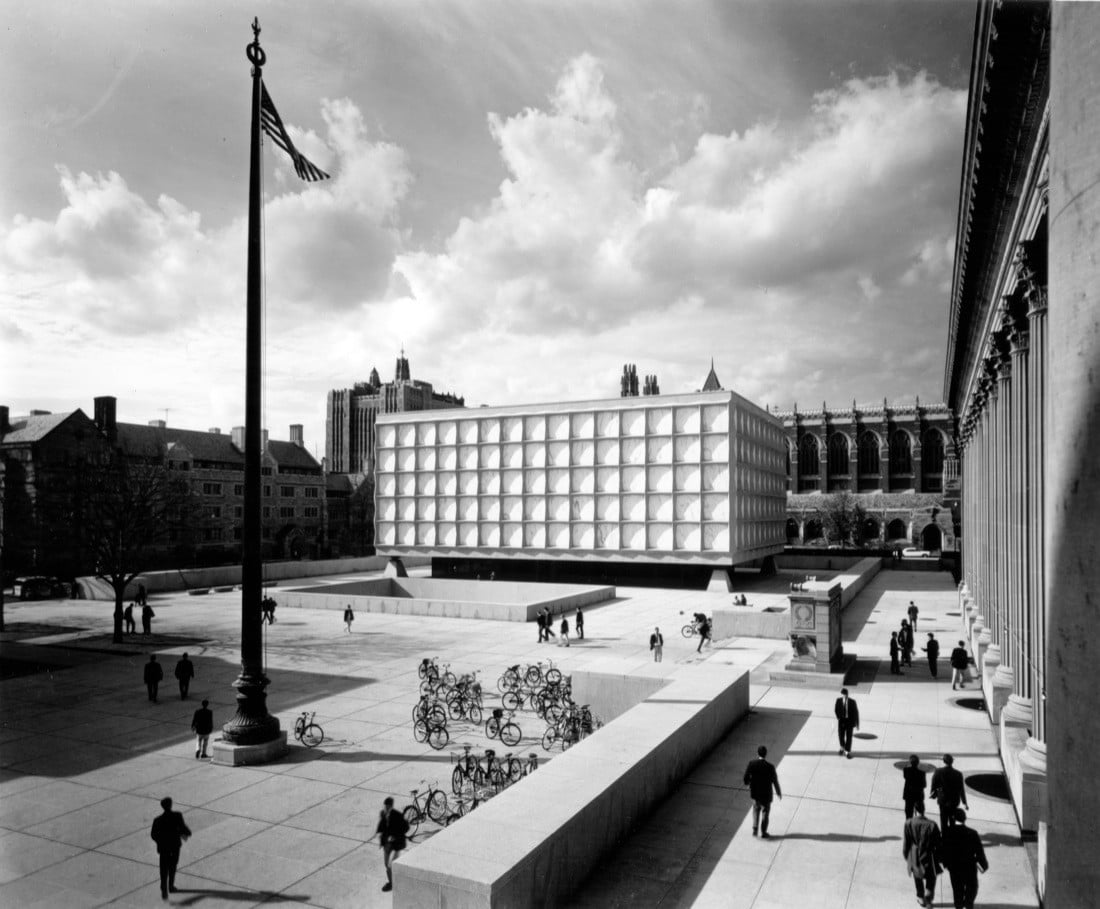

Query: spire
left=702, top=358, right=722, bottom=392
left=395, top=347, right=410, bottom=382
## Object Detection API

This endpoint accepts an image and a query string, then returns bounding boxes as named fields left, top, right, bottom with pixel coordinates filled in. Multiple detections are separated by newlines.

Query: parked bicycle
left=486, top=708, right=522, bottom=747
left=294, top=711, right=324, bottom=748
left=403, top=780, right=450, bottom=836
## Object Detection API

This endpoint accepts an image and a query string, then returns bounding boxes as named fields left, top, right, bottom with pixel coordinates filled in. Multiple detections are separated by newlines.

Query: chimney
left=94, top=396, right=117, bottom=442
left=290, top=424, right=304, bottom=447
left=208, top=427, right=221, bottom=435
left=148, top=419, right=166, bottom=429
left=231, top=426, right=245, bottom=451
left=0, top=405, right=9, bottom=434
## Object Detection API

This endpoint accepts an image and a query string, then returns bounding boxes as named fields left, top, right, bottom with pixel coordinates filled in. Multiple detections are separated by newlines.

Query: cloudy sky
left=1, top=0, right=973, bottom=459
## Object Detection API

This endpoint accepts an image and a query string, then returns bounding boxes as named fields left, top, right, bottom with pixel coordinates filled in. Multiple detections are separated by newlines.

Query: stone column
left=990, top=335, right=1014, bottom=720
left=1046, top=5, right=1100, bottom=901
left=1026, top=262, right=1048, bottom=742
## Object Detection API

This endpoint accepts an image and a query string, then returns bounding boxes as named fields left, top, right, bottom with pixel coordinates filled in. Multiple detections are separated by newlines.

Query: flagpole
left=219, top=18, right=283, bottom=756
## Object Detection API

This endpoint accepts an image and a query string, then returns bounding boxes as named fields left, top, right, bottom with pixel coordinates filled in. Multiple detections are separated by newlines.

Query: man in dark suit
left=941, top=809, right=989, bottom=909
left=144, top=655, right=164, bottom=702
left=903, top=802, right=942, bottom=908
left=150, top=797, right=191, bottom=900
left=931, top=754, right=968, bottom=830
left=743, top=744, right=782, bottom=837
left=376, top=796, right=409, bottom=893
left=902, top=754, right=927, bottom=819
left=190, top=700, right=214, bottom=759
left=834, top=687, right=860, bottom=757
left=174, top=653, right=194, bottom=700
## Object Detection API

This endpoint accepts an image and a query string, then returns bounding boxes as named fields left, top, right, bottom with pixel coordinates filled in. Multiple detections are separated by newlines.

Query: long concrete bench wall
left=394, top=663, right=750, bottom=908
left=711, top=557, right=883, bottom=641
left=75, top=555, right=432, bottom=600
left=272, top=580, right=616, bottom=623
left=570, top=659, right=677, bottom=724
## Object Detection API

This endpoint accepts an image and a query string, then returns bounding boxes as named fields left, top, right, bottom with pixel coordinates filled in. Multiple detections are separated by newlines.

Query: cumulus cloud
left=1, top=97, right=413, bottom=340
left=395, top=60, right=965, bottom=409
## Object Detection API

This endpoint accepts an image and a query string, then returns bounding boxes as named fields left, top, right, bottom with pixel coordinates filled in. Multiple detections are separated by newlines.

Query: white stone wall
left=375, top=391, right=786, bottom=565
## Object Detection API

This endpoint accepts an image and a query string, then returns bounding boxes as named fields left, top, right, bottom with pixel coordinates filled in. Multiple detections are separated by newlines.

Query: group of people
left=143, top=653, right=195, bottom=703
left=124, top=600, right=156, bottom=634
left=888, top=600, right=972, bottom=689
left=536, top=607, right=583, bottom=645
left=745, top=738, right=989, bottom=908
left=902, top=753, right=988, bottom=908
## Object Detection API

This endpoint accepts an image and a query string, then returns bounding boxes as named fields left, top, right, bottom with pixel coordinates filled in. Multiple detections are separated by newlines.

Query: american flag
left=260, top=84, right=330, bottom=182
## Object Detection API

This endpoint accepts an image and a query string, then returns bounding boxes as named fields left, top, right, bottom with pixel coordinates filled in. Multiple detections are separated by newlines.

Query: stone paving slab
left=0, top=568, right=1038, bottom=907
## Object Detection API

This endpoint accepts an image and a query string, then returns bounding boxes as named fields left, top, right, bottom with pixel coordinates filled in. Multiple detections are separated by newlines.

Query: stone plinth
left=784, top=581, right=843, bottom=674
left=706, top=569, right=733, bottom=592
left=990, top=662, right=1013, bottom=723
left=211, top=731, right=287, bottom=766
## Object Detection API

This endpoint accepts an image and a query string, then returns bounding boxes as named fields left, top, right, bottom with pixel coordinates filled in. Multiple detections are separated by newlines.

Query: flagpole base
left=212, top=732, right=287, bottom=766
left=220, top=667, right=282, bottom=747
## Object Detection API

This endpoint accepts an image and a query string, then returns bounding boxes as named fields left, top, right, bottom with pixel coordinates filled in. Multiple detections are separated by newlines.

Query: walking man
left=376, top=796, right=409, bottom=893
left=950, top=641, right=970, bottom=690
left=543, top=608, right=555, bottom=640
left=536, top=610, right=546, bottom=642
left=889, top=631, right=902, bottom=675
left=903, top=801, right=942, bottom=908
left=900, top=620, right=914, bottom=668
left=124, top=602, right=137, bottom=634
left=696, top=615, right=711, bottom=654
left=743, top=744, right=782, bottom=837
left=144, top=654, right=164, bottom=702
left=559, top=615, right=570, bottom=647
left=922, top=633, right=940, bottom=678
left=343, top=605, right=354, bottom=633
left=142, top=602, right=156, bottom=635
left=908, top=600, right=919, bottom=631
left=650, top=627, right=664, bottom=663
left=575, top=607, right=584, bottom=640
left=834, top=687, right=860, bottom=758
left=930, top=754, right=969, bottom=830
left=191, top=699, right=214, bottom=759
left=150, top=797, right=191, bottom=900
left=941, top=809, right=989, bottom=909
left=902, top=754, right=927, bottom=819
left=174, top=653, right=195, bottom=700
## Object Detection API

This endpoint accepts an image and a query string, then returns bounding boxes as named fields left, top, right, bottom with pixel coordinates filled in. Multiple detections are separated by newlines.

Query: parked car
left=901, top=547, right=932, bottom=559
left=14, top=576, right=70, bottom=599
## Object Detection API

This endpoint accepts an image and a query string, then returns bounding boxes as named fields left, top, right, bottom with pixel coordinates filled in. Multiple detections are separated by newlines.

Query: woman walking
left=343, top=605, right=355, bottom=633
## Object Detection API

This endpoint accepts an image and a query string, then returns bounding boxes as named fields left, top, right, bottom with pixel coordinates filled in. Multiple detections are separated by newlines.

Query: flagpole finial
left=247, top=18, right=266, bottom=69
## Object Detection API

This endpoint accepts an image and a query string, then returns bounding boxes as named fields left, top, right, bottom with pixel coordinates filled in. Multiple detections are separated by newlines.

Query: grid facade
left=375, top=391, right=786, bottom=565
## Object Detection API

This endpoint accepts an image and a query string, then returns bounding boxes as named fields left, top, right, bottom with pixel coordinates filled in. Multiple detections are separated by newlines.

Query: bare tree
left=815, top=492, right=859, bottom=546
left=82, top=456, right=197, bottom=643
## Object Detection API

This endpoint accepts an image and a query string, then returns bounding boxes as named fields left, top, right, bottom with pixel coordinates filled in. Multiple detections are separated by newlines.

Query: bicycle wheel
left=294, top=719, right=304, bottom=741
left=466, top=703, right=483, bottom=726
left=681, top=624, right=694, bottom=638
left=428, top=725, right=449, bottom=751
left=486, top=716, right=501, bottom=739
left=429, top=703, right=448, bottom=725
left=545, top=668, right=562, bottom=686
left=524, top=665, right=542, bottom=686
left=448, top=698, right=466, bottom=721
left=302, top=723, right=324, bottom=747
left=502, top=690, right=521, bottom=712
left=543, top=702, right=564, bottom=725
left=427, top=789, right=449, bottom=823
left=442, top=670, right=457, bottom=688
left=541, top=727, right=558, bottom=751
left=403, top=804, right=421, bottom=837
left=506, top=757, right=524, bottom=783
left=451, top=765, right=466, bottom=795
left=413, top=718, right=429, bottom=743
left=500, top=722, right=521, bottom=747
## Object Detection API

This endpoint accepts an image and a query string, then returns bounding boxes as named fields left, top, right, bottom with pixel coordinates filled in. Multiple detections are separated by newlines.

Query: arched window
left=889, top=430, right=912, bottom=475
left=827, top=433, right=850, bottom=475
left=922, top=429, right=945, bottom=475
left=857, top=431, right=880, bottom=475
left=861, top=516, right=880, bottom=543
left=804, top=518, right=823, bottom=541
left=798, top=434, right=819, bottom=476
left=786, top=518, right=800, bottom=541
left=887, top=518, right=908, bottom=541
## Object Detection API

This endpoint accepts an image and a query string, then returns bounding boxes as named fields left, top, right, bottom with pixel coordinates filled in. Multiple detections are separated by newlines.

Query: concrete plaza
left=0, top=568, right=1038, bottom=908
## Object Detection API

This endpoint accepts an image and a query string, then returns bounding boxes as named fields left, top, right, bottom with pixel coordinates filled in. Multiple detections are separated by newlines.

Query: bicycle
left=486, top=708, right=522, bottom=747
left=414, top=716, right=450, bottom=750
left=681, top=615, right=707, bottom=638
left=403, top=780, right=449, bottom=836
left=294, top=711, right=324, bottom=748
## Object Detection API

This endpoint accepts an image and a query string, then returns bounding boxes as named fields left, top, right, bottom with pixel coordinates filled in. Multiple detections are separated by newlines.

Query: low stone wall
left=570, top=658, right=677, bottom=724
left=273, top=578, right=617, bottom=622
left=711, top=557, right=882, bottom=641
left=75, top=556, right=432, bottom=600
left=393, top=662, right=750, bottom=908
